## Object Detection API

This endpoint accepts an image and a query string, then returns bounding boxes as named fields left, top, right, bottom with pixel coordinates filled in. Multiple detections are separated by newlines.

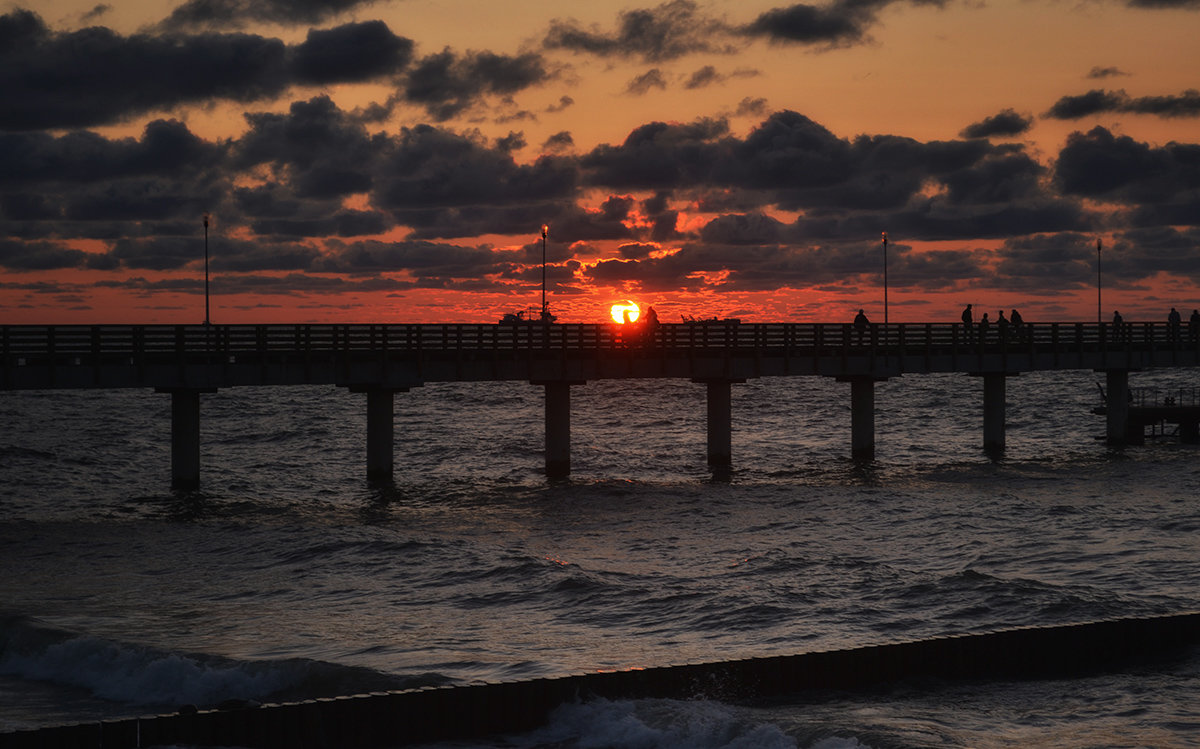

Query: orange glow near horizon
left=610, top=301, right=640, bottom=324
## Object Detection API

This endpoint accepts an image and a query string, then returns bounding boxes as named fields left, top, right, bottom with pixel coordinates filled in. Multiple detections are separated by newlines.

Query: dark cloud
left=373, top=124, right=578, bottom=214
left=404, top=49, right=551, bottom=120
left=1125, top=0, right=1200, bottom=8
left=0, top=119, right=223, bottom=185
left=960, top=109, right=1033, bottom=139
left=311, top=239, right=504, bottom=278
left=542, top=131, right=575, bottom=151
left=543, top=0, right=735, bottom=62
left=250, top=210, right=390, bottom=238
left=158, top=0, right=377, bottom=30
left=1046, top=88, right=1200, bottom=119
left=735, top=97, right=770, bottom=117
left=617, top=242, right=659, bottom=259
left=685, top=65, right=723, bottom=89
left=742, top=1, right=876, bottom=47
left=0, top=240, right=89, bottom=271
left=495, top=132, right=527, bottom=152
left=1087, top=66, right=1130, bottom=79
left=1055, top=126, right=1200, bottom=206
left=740, top=0, right=946, bottom=48
left=0, top=11, right=415, bottom=130
left=546, top=95, right=575, bottom=113
left=291, top=21, right=414, bottom=85
left=626, top=69, right=669, bottom=95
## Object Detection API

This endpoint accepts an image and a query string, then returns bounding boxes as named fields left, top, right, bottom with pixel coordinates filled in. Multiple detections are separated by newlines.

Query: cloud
left=742, top=1, right=877, bottom=47
left=960, top=109, right=1033, bottom=138
left=626, top=69, right=669, bottom=95
left=158, top=0, right=378, bottom=30
left=1125, top=0, right=1200, bottom=8
left=0, top=10, right=415, bottom=130
left=403, top=49, right=552, bottom=120
left=291, top=21, right=414, bottom=84
left=0, top=240, right=89, bottom=271
left=1055, top=126, right=1200, bottom=208
left=1087, top=66, right=1130, bottom=79
left=1046, top=88, right=1200, bottom=119
left=740, top=0, right=946, bottom=49
left=542, top=131, right=575, bottom=151
left=543, top=0, right=735, bottom=62
left=684, top=65, right=723, bottom=89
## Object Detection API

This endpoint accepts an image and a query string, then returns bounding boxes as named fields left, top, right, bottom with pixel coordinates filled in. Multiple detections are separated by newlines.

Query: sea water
left=2, top=370, right=1200, bottom=747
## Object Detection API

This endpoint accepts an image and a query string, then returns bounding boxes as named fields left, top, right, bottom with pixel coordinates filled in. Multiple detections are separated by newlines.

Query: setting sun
left=610, top=301, right=640, bottom=324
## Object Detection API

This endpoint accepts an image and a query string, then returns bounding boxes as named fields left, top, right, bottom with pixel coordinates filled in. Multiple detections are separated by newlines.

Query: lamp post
left=203, top=213, right=211, bottom=326
left=1096, top=237, right=1102, bottom=325
left=541, top=224, right=548, bottom=320
left=882, top=231, right=889, bottom=326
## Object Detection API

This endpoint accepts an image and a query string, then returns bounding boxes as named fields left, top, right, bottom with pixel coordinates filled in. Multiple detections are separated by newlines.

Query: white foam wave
left=0, top=627, right=287, bottom=707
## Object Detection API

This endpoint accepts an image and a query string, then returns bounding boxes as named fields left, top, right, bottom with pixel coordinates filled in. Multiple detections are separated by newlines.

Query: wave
left=0, top=616, right=445, bottom=711
left=509, top=697, right=813, bottom=749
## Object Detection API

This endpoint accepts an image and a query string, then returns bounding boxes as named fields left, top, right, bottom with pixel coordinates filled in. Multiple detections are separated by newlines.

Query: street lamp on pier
left=541, top=224, right=549, bottom=321
left=1096, top=237, right=1102, bottom=325
left=203, top=213, right=211, bottom=326
left=882, top=231, right=889, bottom=326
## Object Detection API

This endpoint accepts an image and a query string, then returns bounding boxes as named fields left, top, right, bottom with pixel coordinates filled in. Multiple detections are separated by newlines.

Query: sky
left=2, top=0, right=1199, bottom=325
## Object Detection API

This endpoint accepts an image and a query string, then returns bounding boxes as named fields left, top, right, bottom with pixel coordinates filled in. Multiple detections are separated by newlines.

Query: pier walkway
left=3, top=321, right=1198, bottom=485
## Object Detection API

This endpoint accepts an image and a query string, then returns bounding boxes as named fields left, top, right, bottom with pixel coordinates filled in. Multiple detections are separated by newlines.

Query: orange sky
left=3, top=0, right=1200, bottom=324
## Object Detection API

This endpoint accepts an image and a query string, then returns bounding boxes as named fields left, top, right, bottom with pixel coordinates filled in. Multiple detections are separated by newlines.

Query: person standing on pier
left=854, top=309, right=870, bottom=344
left=1190, top=309, right=1200, bottom=344
left=1169, top=307, right=1182, bottom=341
left=1112, top=310, right=1124, bottom=343
left=997, top=310, right=1009, bottom=342
left=1010, top=309, right=1024, bottom=340
left=978, top=312, right=990, bottom=344
left=961, top=304, right=973, bottom=332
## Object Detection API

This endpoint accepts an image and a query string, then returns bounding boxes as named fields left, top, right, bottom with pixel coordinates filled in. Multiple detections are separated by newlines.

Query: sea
left=2, top=368, right=1200, bottom=748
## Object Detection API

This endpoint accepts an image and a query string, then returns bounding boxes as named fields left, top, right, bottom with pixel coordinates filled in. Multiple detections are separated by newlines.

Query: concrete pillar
left=366, top=388, right=395, bottom=481
left=983, top=373, right=1006, bottom=452
left=1105, top=369, right=1129, bottom=446
left=169, top=389, right=202, bottom=490
left=849, top=378, right=875, bottom=460
left=543, top=381, right=572, bottom=478
left=706, top=380, right=733, bottom=467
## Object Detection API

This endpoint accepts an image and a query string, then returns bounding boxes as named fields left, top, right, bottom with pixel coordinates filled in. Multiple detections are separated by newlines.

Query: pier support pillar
left=694, top=379, right=744, bottom=468
left=539, top=381, right=581, bottom=478
left=846, top=377, right=877, bottom=460
left=349, top=386, right=409, bottom=482
left=157, top=387, right=216, bottom=490
left=1104, top=369, right=1130, bottom=446
left=983, top=373, right=1007, bottom=453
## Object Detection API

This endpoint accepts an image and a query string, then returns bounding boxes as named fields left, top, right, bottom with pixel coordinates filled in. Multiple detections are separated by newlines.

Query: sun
left=610, top=301, right=640, bottom=324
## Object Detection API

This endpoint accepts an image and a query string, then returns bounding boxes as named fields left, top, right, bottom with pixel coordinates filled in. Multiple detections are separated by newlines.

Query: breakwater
left=5, top=612, right=1197, bottom=749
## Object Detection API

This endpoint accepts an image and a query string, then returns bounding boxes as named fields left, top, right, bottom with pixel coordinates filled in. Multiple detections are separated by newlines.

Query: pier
left=3, top=321, right=1199, bottom=487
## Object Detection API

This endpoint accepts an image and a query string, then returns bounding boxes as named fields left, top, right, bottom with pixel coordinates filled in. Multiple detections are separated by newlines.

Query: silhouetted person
left=643, top=306, right=659, bottom=346
left=1112, top=310, right=1124, bottom=343
left=1190, top=309, right=1200, bottom=344
left=1169, top=307, right=1182, bottom=342
left=854, top=309, right=870, bottom=343
left=978, top=312, right=990, bottom=344
left=961, top=304, right=973, bottom=331
left=1010, top=309, right=1024, bottom=340
left=997, top=310, right=1008, bottom=341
